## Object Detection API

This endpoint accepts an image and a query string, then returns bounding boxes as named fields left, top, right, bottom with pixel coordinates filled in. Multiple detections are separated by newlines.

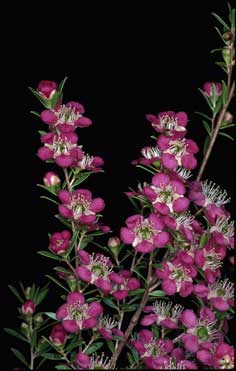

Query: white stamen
left=201, top=180, right=231, bottom=206
left=175, top=166, right=192, bottom=180
left=141, top=146, right=161, bottom=159
left=90, top=353, right=111, bottom=369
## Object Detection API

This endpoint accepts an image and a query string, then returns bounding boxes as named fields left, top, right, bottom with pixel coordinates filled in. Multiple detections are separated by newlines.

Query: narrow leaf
left=4, top=328, right=28, bottom=343
left=219, top=132, right=234, bottom=141
left=85, top=342, right=103, bottom=355
left=212, top=12, right=229, bottom=29
left=40, top=196, right=59, bottom=205
left=8, top=285, right=24, bottom=303
left=37, top=251, right=62, bottom=261
left=203, top=136, right=210, bottom=155
left=30, top=110, right=40, bottom=117
left=41, top=353, right=63, bottom=360
left=202, top=120, right=211, bottom=136
left=11, top=348, right=29, bottom=367
left=102, top=297, right=118, bottom=309
left=45, top=312, right=57, bottom=320
left=46, top=275, right=70, bottom=293
left=149, top=290, right=166, bottom=297
left=65, top=229, right=80, bottom=257
left=35, top=288, right=49, bottom=306
left=72, top=172, right=91, bottom=188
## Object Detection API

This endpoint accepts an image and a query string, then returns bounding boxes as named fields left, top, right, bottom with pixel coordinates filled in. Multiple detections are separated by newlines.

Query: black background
left=1, top=1, right=235, bottom=369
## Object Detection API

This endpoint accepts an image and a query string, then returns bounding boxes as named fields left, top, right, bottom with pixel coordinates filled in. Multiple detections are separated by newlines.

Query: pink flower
left=76, top=353, right=111, bottom=369
left=203, top=82, right=222, bottom=97
left=143, top=173, right=189, bottom=214
left=109, top=270, right=140, bottom=300
left=207, top=279, right=234, bottom=311
left=132, top=146, right=161, bottom=166
left=43, top=171, right=61, bottom=187
left=58, top=189, right=105, bottom=224
left=49, top=324, right=67, bottom=345
left=212, top=343, right=234, bottom=369
left=76, top=251, right=113, bottom=293
left=37, top=80, right=57, bottom=99
left=49, top=230, right=71, bottom=255
left=181, top=309, right=220, bottom=353
left=163, top=211, right=200, bottom=241
left=56, top=291, right=103, bottom=333
left=120, top=213, right=170, bottom=253
left=157, top=135, right=199, bottom=170
left=72, top=147, right=104, bottom=171
left=21, top=300, right=36, bottom=315
left=131, top=329, right=173, bottom=369
left=155, top=259, right=197, bottom=297
left=107, top=236, right=120, bottom=248
left=40, top=101, right=92, bottom=133
left=146, top=111, right=188, bottom=138
left=210, top=216, right=234, bottom=249
left=97, top=315, right=123, bottom=340
left=188, top=180, right=230, bottom=208
left=141, top=300, right=184, bottom=329
left=38, top=132, right=78, bottom=167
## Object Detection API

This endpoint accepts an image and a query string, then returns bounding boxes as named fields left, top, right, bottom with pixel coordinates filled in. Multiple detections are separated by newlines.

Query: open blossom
left=141, top=301, right=184, bottom=329
left=181, top=309, right=221, bottom=353
left=49, top=230, right=71, bottom=255
left=56, top=291, right=103, bottom=333
left=72, top=147, right=104, bottom=171
left=50, top=324, right=67, bottom=345
left=157, top=135, right=199, bottom=170
left=203, top=82, right=222, bottom=97
left=155, top=259, right=197, bottom=297
left=188, top=180, right=230, bottom=209
left=131, top=329, right=173, bottom=369
left=146, top=111, right=188, bottom=138
left=37, top=80, right=57, bottom=99
left=58, top=188, right=105, bottom=224
left=212, top=343, right=234, bottom=369
left=76, top=251, right=113, bottom=293
left=163, top=212, right=201, bottom=241
left=132, top=146, right=161, bottom=166
left=76, top=353, right=111, bottom=370
left=207, top=279, right=234, bottom=311
left=109, top=270, right=140, bottom=300
left=97, top=315, right=123, bottom=340
left=210, top=216, right=234, bottom=249
left=40, top=101, right=92, bottom=132
left=194, top=245, right=222, bottom=284
left=38, top=132, right=78, bottom=167
left=144, top=173, right=189, bottom=215
left=120, top=213, right=170, bottom=253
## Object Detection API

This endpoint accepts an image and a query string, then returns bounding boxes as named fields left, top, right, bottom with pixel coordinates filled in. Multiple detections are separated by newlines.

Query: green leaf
left=54, top=266, right=71, bottom=274
left=219, top=132, right=234, bottom=141
left=149, top=290, right=166, bottom=297
left=195, top=111, right=212, bottom=121
left=212, top=12, right=229, bottom=29
left=8, top=285, right=24, bottom=303
left=210, top=48, right=223, bottom=54
left=221, top=80, right=228, bottom=105
left=214, top=27, right=227, bottom=44
left=57, top=77, right=68, bottom=95
left=198, top=88, right=213, bottom=111
left=202, top=120, right=211, bottom=136
left=107, top=340, right=115, bottom=353
left=45, top=312, right=57, bottom=320
left=199, top=233, right=209, bottom=248
left=11, top=348, right=29, bottom=367
left=4, top=328, right=28, bottom=343
left=35, top=288, right=49, bottom=306
left=128, top=288, right=145, bottom=297
left=37, top=183, right=58, bottom=196
left=85, top=342, right=103, bottom=355
left=72, top=172, right=91, bottom=188
left=215, top=61, right=227, bottom=73
left=136, top=164, right=156, bottom=175
left=151, top=324, right=160, bottom=337
left=41, top=353, right=63, bottom=360
left=55, top=366, right=71, bottom=370
left=46, top=275, right=70, bottom=293
left=102, top=297, right=118, bottom=309
left=40, top=195, right=59, bottom=205
left=66, top=340, right=85, bottom=352
left=214, top=98, right=223, bottom=115
left=28, top=87, right=49, bottom=108
left=55, top=215, right=72, bottom=229
left=121, top=303, right=139, bottom=312
left=30, top=110, right=40, bottom=117
left=65, top=229, right=81, bottom=257
left=29, top=283, right=36, bottom=300
left=203, top=136, right=210, bottom=155
left=38, top=250, right=62, bottom=261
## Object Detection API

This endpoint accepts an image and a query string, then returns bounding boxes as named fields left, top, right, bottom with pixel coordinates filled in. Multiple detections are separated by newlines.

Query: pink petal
left=127, top=278, right=140, bottom=290
left=181, top=309, right=197, bottom=328
left=75, top=116, right=92, bottom=127
left=196, top=350, right=213, bottom=366
left=152, top=172, right=170, bottom=187
left=40, top=110, right=57, bottom=124
left=153, top=231, right=170, bottom=247
left=37, top=147, right=53, bottom=160
left=153, top=202, right=170, bottom=215
left=149, top=213, right=164, bottom=230
left=136, top=241, right=154, bottom=253
left=173, top=197, right=189, bottom=212
left=140, top=314, right=157, bottom=326
left=76, top=266, right=91, bottom=282
left=56, top=304, right=68, bottom=320
left=82, top=317, right=98, bottom=329
left=120, top=227, right=135, bottom=244
left=55, top=155, right=74, bottom=168
left=162, top=279, right=176, bottom=295
left=62, top=320, right=79, bottom=333
left=212, top=297, right=229, bottom=311
left=170, top=180, right=186, bottom=195
left=67, top=292, right=85, bottom=305
left=58, top=190, right=71, bottom=204
left=180, top=282, right=193, bottom=297
left=161, top=153, right=178, bottom=169
left=182, top=333, right=199, bottom=352
left=88, top=302, right=103, bottom=317
left=182, top=154, right=197, bottom=169
left=90, top=197, right=105, bottom=212
left=176, top=111, right=188, bottom=126
left=76, top=352, right=90, bottom=369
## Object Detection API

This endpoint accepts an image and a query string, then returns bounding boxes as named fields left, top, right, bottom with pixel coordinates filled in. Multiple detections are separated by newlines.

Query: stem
left=110, top=252, right=153, bottom=369
left=59, top=349, right=76, bottom=370
left=197, top=82, right=235, bottom=180
left=83, top=335, right=96, bottom=353
left=29, top=318, right=35, bottom=370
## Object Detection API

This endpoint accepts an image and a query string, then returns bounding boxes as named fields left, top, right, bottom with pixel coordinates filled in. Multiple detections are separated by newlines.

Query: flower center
left=197, top=326, right=209, bottom=341
left=68, top=302, right=88, bottom=321
left=219, top=355, right=234, bottom=369
left=159, top=187, right=174, bottom=204
left=169, top=139, right=186, bottom=156
left=160, top=115, right=177, bottom=131
left=56, top=105, right=81, bottom=124
left=91, top=264, right=105, bottom=277
left=72, top=195, right=91, bottom=218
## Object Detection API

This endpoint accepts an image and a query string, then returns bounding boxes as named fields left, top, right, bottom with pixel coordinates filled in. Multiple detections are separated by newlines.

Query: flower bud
left=43, top=172, right=61, bottom=187
left=222, top=47, right=231, bottom=65
left=108, top=236, right=121, bottom=256
left=223, top=31, right=233, bottom=42
left=223, top=111, right=233, bottom=124
left=34, top=314, right=44, bottom=324
left=37, top=80, right=57, bottom=99
left=203, top=82, right=222, bottom=97
left=21, top=322, right=29, bottom=336
left=50, top=324, right=67, bottom=346
left=21, top=300, right=36, bottom=315
left=108, top=237, right=120, bottom=248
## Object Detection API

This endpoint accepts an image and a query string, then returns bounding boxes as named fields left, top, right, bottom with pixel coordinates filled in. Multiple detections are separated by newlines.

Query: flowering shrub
left=5, top=6, right=235, bottom=370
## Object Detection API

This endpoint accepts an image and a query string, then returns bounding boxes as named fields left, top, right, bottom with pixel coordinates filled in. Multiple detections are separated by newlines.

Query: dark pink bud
left=22, top=300, right=36, bottom=315
left=43, top=171, right=60, bottom=187
left=50, top=324, right=67, bottom=345
left=37, top=80, right=57, bottom=99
